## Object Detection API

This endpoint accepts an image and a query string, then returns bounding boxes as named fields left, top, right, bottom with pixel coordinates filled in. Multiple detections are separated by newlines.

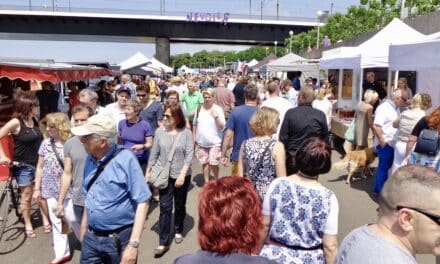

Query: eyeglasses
left=396, top=206, right=440, bottom=225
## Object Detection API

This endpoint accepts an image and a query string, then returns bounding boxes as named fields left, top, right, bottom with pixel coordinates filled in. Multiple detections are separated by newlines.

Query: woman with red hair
left=174, top=176, right=276, bottom=263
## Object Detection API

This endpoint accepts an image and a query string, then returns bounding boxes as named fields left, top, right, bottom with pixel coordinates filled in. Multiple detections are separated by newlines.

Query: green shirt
left=182, top=91, right=204, bottom=114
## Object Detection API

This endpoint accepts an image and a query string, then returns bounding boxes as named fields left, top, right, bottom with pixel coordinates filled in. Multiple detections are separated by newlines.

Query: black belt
left=88, top=224, right=133, bottom=237
left=269, top=238, right=323, bottom=251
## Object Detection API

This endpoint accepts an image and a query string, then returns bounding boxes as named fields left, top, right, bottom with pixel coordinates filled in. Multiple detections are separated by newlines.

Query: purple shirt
left=118, top=119, right=153, bottom=161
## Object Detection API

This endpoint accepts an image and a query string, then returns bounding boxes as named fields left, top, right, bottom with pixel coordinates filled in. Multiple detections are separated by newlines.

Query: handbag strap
left=167, top=131, right=182, bottom=162
left=86, top=148, right=124, bottom=192
left=50, top=139, right=64, bottom=170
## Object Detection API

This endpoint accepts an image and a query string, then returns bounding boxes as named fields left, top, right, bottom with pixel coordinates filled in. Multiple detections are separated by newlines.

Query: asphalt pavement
left=0, top=151, right=434, bottom=264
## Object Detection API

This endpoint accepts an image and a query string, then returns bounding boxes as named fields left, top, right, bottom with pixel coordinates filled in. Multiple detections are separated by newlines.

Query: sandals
left=25, top=229, right=36, bottom=238
left=43, top=224, right=52, bottom=233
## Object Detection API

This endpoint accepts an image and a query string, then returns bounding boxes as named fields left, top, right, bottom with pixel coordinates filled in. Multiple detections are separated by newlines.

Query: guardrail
left=0, top=4, right=316, bottom=22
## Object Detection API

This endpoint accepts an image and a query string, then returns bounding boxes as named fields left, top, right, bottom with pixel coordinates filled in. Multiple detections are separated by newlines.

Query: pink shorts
left=195, top=145, right=221, bottom=165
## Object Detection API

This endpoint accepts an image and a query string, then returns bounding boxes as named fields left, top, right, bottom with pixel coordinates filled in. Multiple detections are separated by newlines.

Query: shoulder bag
left=344, top=118, right=356, bottom=143
left=50, top=139, right=64, bottom=170
left=150, top=131, right=182, bottom=189
left=414, top=129, right=440, bottom=156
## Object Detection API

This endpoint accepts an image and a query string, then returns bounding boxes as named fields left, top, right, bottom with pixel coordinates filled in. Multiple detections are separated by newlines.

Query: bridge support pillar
left=155, top=37, right=170, bottom=66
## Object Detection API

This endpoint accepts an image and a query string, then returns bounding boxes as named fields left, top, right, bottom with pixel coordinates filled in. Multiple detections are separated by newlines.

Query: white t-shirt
left=261, top=96, right=293, bottom=140
left=102, top=102, right=126, bottom=130
left=374, top=99, right=399, bottom=146
left=168, top=84, right=188, bottom=98
left=287, top=89, right=299, bottom=107
left=312, top=98, right=333, bottom=130
left=193, top=104, right=225, bottom=147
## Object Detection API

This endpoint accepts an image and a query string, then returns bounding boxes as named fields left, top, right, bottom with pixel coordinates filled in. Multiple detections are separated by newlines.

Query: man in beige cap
left=72, top=115, right=151, bottom=264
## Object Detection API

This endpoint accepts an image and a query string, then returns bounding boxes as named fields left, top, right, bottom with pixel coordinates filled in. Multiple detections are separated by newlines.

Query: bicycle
left=0, top=161, right=31, bottom=241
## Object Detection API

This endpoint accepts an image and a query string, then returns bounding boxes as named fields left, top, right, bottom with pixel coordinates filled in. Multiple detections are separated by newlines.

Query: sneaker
left=153, top=245, right=169, bottom=258
left=174, top=233, right=183, bottom=244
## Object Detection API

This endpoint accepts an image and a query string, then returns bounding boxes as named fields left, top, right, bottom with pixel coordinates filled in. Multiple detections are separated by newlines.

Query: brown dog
left=333, top=147, right=377, bottom=184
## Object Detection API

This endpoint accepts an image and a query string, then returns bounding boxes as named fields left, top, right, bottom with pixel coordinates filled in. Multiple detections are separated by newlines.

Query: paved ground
left=0, top=151, right=435, bottom=264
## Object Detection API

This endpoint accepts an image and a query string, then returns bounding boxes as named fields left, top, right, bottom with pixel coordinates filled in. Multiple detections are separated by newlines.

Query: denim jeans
left=374, top=144, right=394, bottom=194
left=73, top=205, right=84, bottom=225
left=80, top=227, right=132, bottom=264
left=159, top=175, right=191, bottom=246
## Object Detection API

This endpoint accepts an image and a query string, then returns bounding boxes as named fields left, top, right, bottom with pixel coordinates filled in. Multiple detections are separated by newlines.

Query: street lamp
left=289, top=30, right=294, bottom=53
left=316, top=10, right=329, bottom=49
left=274, top=41, right=278, bottom=56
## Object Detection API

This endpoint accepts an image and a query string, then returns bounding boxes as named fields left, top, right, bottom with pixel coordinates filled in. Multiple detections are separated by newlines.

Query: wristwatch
left=128, top=240, right=140, bottom=248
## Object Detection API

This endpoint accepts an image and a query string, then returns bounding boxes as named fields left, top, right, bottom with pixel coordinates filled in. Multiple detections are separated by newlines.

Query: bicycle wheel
left=0, top=189, right=11, bottom=241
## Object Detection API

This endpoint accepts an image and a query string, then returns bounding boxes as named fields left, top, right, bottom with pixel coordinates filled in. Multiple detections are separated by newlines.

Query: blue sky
left=0, top=0, right=360, bottom=64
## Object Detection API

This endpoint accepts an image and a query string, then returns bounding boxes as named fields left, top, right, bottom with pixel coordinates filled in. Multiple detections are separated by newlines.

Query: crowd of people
left=0, top=71, right=438, bottom=264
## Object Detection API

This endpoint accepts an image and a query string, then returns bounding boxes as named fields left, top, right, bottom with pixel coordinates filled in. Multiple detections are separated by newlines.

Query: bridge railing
left=0, top=4, right=316, bottom=22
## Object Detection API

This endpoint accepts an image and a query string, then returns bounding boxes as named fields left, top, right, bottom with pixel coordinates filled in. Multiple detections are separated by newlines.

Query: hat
left=170, top=76, right=182, bottom=83
left=116, top=87, right=131, bottom=96
left=71, top=115, right=117, bottom=138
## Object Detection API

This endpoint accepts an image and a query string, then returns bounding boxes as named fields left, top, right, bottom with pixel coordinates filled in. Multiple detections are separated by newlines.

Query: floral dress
left=38, top=139, right=72, bottom=200
left=260, top=178, right=338, bottom=264
left=243, top=138, right=276, bottom=199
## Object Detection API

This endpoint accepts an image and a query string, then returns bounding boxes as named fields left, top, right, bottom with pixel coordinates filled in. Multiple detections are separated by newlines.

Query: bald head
left=379, top=165, right=440, bottom=213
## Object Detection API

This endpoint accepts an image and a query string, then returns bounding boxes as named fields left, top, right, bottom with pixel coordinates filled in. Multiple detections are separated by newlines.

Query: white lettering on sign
left=186, top=12, right=230, bottom=25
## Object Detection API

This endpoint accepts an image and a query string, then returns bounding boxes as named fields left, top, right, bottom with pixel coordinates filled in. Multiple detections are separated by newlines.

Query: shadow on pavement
left=149, top=214, right=195, bottom=239
left=192, top=173, right=204, bottom=187
left=0, top=226, right=26, bottom=255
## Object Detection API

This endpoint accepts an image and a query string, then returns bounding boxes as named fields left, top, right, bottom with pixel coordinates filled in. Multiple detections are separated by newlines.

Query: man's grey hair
left=379, top=165, right=440, bottom=213
left=244, top=84, right=258, bottom=101
left=121, top=74, right=131, bottom=82
left=79, top=88, right=98, bottom=101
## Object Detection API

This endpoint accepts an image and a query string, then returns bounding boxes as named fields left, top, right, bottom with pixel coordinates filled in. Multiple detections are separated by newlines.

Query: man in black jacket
left=279, top=86, right=329, bottom=174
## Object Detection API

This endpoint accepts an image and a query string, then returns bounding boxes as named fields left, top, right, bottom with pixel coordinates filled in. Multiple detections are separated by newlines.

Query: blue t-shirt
left=118, top=119, right=153, bottom=161
left=225, top=104, right=257, bottom=161
left=83, top=146, right=151, bottom=231
left=139, top=100, right=163, bottom=133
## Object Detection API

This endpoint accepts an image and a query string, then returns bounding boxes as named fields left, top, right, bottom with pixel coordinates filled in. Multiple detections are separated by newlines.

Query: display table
left=331, top=117, right=352, bottom=139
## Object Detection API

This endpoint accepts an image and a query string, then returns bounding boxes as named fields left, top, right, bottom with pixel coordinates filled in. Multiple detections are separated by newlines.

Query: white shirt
left=312, top=98, right=333, bottom=130
left=194, top=104, right=225, bottom=147
left=261, top=96, right=293, bottom=140
left=102, top=102, right=126, bottom=130
left=168, top=84, right=188, bottom=98
left=287, top=89, right=299, bottom=107
left=374, top=99, right=400, bottom=147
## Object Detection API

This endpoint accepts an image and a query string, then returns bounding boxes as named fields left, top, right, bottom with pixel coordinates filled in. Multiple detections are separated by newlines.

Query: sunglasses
left=137, top=94, right=147, bottom=98
left=396, top=206, right=440, bottom=225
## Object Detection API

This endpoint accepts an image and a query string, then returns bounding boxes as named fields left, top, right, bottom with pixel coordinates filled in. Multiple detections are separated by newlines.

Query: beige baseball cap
left=71, top=114, right=117, bottom=138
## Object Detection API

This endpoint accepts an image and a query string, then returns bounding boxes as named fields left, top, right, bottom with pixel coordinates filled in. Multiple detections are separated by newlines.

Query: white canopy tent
left=118, top=52, right=150, bottom=71
left=389, top=37, right=440, bottom=110
left=246, top=59, right=259, bottom=68
left=177, top=65, right=196, bottom=75
left=264, top=53, right=320, bottom=79
left=320, top=18, right=427, bottom=107
left=144, top=57, right=174, bottom=73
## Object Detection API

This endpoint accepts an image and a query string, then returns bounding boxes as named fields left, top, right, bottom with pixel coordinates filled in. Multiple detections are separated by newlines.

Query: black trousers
left=158, top=175, right=191, bottom=246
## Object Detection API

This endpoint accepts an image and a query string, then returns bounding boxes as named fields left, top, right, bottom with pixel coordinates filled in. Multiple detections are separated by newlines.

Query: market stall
left=389, top=37, right=440, bottom=109
left=263, top=53, right=320, bottom=80
left=320, top=18, right=427, bottom=138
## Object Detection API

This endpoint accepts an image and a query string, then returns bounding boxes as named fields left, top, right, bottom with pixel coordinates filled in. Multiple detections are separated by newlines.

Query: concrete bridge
left=0, top=10, right=316, bottom=65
